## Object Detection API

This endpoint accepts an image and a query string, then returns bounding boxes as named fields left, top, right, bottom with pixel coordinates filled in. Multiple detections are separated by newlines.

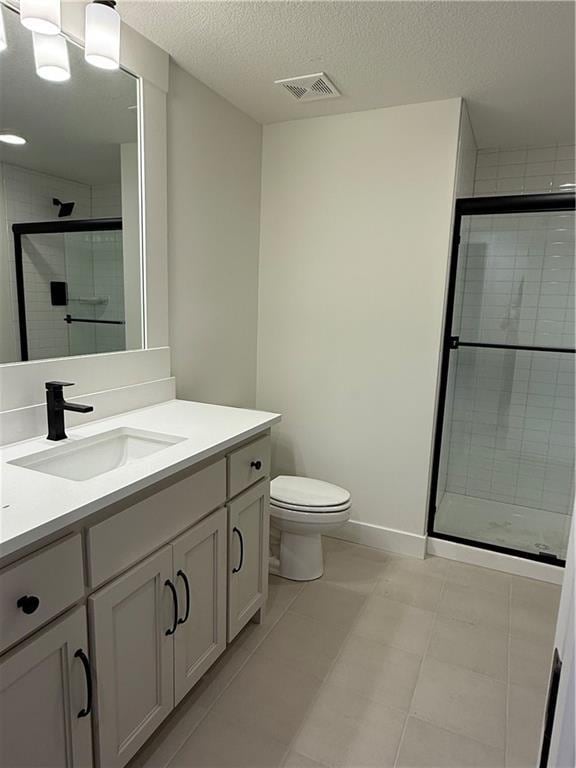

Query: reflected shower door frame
left=12, top=218, right=122, bottom=361
left=428, top=192, right=576, bottom=566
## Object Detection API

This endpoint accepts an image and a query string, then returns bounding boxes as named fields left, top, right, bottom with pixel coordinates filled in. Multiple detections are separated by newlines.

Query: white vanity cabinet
left=227, top=480, right=270, bottom=642
left=0, top=427, right=273, bottom=768
left=88, top=546, right=174, bottom=768
left=89, top=507, right=227, bottom=768
left=172, top=507, right=227, bottom=704
left=0, top=606, right=93, bottom=768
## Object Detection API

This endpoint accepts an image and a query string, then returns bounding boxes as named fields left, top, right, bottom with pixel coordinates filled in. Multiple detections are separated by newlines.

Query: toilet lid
left=270, top=476, right=351, bottom=508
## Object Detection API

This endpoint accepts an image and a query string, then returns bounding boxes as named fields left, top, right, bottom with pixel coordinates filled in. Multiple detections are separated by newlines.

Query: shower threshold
left=435, top=493, right=570, bottom=562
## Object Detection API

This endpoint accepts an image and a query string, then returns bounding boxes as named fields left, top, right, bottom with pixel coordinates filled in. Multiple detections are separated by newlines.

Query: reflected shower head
left=53, top=198, right=75, bottom=217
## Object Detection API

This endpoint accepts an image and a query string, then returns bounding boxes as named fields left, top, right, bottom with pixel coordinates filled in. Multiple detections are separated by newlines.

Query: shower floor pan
left=435, top=492, right=571, bottom=561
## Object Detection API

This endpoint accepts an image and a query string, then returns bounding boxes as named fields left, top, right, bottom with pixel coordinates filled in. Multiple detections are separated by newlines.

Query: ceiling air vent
left=274, top=73, right=340, bottom=102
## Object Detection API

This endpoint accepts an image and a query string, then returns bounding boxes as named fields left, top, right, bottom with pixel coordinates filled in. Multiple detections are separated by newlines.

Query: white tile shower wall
left=1, top=164, right=92, bottom=361
left=91, top=183, right=122, bottom=218
left=446, top=349, right=574, bottom=514
left=88, top=183, right=124, bottom=354
left=474, top=144, right=576, bottom=196
left=92, top=230, right=126, bottom=353
left=453, top=212, right=575, bottom=350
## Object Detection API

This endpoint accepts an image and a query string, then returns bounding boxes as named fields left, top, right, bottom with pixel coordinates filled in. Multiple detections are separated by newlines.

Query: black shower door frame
left=12, top=218, right=122, bottom=361
left=428, top=192, right=576, bottom=566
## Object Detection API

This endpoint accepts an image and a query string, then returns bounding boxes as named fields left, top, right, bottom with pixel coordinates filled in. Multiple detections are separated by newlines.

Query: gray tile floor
left=131, top=539, right=560, bottom=768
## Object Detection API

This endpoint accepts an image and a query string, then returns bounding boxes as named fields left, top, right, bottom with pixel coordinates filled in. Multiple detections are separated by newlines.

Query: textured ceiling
left=119, top=0, right=575, bottom=148
left=0, top=5, right=137, bottom=185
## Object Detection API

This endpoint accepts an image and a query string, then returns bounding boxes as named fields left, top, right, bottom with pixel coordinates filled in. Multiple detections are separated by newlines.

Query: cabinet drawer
left=87, top=459, right=226, bottom=589
left=0, top=534, right=84, bottom=653
left=227, top=435, right=270, bottom=498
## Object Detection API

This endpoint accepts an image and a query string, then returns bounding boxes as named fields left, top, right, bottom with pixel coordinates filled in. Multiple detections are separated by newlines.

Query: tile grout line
left=158, top=578, right=306, bottom=768
left=281, top=553, right=393, bottom=766
left=158, top=551, right=530, bottom=768
left=392, top=565, right=447, bottom=768
left=505, top=579, right=513, bottom=767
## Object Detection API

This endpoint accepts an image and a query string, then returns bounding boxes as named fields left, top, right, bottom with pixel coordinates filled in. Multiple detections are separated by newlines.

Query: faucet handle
left=45, top=381, right=75, bottom=390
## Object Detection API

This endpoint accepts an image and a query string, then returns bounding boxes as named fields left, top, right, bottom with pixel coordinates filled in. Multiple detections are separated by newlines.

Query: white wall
left=257, top=99, right=462, bottom=544
left=166, top=61, right=262, bottom=408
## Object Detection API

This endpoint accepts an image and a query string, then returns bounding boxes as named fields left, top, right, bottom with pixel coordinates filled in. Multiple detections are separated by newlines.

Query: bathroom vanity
left=0, top=399, right=280, bottom=768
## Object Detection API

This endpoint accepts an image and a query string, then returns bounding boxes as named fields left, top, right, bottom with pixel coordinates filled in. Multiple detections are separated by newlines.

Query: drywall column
left=0, top=162, right=20, bottom=363
left=167, top=62, right=262, bottom=408
left=121, top=142, right=142, bottom=350
left=257, top=98, right=462, bottom=555
left=434, top=103, right=477, bottom=512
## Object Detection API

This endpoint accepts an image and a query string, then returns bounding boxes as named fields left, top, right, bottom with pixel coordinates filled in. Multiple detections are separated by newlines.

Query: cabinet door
left=0, top=606, right=93, bottom=768
left=227, top=480, right=270, bottom=642
left=172, top=507, right=227, bottom=704
left=89, top=547, right=174, bottom=768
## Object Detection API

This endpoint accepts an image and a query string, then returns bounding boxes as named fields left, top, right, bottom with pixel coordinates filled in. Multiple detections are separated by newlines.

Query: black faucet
left=45, top=382, right=94, bottom=441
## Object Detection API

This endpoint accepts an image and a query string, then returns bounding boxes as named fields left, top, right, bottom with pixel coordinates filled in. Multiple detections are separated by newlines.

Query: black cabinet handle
left=232, top=527, right=244, bottom=573
left=250, top=460, right=262, bottom=471
left=74, top=649, right=92, bottom=718
left=164, top=579, right=179, bottom=636
left=17, top=595, right=40, bottom=614
left=176, top=570, right=190, bottom=625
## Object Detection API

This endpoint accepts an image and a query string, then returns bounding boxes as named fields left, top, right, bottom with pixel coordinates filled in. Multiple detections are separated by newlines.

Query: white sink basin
left=9, top=427, right=187, bottom=481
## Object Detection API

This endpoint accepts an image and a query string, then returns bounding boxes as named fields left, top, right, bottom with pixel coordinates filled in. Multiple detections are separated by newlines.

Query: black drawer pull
left=164, top=579, right=179, bottom=636
left=74, top=649, right=92, bottom=718
left=232, top=527, right=244, bottom=573
left=176, top=570, right=191, bottom=625
left=17, top=595, right=40, bottom=615
left=250, top=460, right=262, bottom=471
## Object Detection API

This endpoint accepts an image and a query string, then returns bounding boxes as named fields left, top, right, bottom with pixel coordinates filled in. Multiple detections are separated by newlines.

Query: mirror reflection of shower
left=52, top=198, right=75, bottom=217
left=13, top=219, right=127, bottom=361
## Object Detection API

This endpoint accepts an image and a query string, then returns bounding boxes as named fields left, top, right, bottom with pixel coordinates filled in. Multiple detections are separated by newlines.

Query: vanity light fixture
left=33, top=31, right=70, bottom=82
left=0, top=5, right=7, bottom=52
left=20, top=0, right=61, bottom=35
left=0, top=133, right=27, bottom=145
left=84, top=0, right=120, bottom=71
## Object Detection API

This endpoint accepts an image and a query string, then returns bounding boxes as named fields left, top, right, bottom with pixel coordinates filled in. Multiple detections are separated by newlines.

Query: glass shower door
left=431, top=197, right=575, bottom=563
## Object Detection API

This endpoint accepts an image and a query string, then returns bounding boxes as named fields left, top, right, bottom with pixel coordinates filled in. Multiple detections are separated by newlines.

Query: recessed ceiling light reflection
left=0, top=134, right=27, bottom=145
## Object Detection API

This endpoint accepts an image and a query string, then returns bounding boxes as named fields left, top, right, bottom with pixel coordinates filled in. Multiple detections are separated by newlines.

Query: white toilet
left=269, top=475, right=351, bottom=581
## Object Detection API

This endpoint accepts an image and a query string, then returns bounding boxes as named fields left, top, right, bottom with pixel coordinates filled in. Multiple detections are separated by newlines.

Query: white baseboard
left=427, top=537, right=564, bottom=585
left=328, top=519, right=427, bottom=559
left=327, top=522, right=565, bottom=583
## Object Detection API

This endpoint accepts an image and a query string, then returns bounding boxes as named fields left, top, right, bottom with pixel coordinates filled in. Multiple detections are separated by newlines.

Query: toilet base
left=279, top=531, right=324, bottom=581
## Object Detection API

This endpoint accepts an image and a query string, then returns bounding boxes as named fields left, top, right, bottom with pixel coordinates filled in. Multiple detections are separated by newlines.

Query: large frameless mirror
left=0, top=3, right=142, bottom=363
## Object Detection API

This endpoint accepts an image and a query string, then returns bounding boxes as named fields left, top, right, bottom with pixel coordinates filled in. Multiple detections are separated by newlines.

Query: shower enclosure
left=12, top=218, right=125, bottom=361
left=430, top=193, right=575, bottom=565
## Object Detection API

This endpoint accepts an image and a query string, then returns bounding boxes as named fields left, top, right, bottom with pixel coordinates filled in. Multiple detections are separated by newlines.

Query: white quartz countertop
left=0, top=399, right=281, bottom=561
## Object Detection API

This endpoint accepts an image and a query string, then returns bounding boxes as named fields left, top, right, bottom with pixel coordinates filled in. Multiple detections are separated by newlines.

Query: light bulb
left=85, top=1, right=120, bottom=70
left=33, top=32, right=70, bottom=82
left=0, top=5, right=7, bottom=52
left=20, top=0, right=61, bottom=35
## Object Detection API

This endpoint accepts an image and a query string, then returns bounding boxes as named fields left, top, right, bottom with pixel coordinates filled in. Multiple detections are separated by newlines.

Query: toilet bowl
left=269, top=476, right=351, bottom=581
